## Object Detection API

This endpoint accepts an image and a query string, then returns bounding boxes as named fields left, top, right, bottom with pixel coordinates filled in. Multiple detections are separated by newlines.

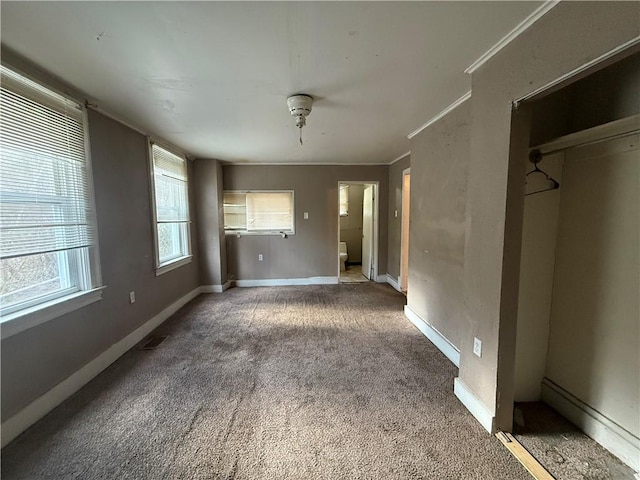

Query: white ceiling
left=1, top=1, right=543, bottom=164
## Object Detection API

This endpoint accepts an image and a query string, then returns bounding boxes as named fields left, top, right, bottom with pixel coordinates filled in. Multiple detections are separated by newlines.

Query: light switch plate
left=303, top=212, right=309, bottom=219
left=129, top=291, right=136, bottom=304
left=473, top=337, right=482, bottom=358
left=258, top=254, right=263, bottom=261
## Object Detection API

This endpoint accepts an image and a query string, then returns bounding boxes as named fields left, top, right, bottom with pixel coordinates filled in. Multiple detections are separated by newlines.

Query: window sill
left=225, top=231, right=295, bottom=237
left=155, top=255, right=193, bottom=276
left=1, top=287, right=105, bottom=340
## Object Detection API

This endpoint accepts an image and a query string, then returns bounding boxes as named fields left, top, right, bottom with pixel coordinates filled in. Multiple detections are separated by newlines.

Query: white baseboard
left=1, top=286, right=202, bottom=448
left=454, top=377, right=495, bottom=433
left=200, top=279, right=232, bottom=293
left=385, top=274, right=402, bottom=292
left=403, top=305, right=460, bottom=367
left=542, top=378, right=640, bottom=472
left=235, top=276, right=338, bottom=287
left=375, top=274, right=388, bottom=283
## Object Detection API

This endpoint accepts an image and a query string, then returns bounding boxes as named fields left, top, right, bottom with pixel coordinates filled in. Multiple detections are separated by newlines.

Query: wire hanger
left=525, top=149, right=560, bottom=196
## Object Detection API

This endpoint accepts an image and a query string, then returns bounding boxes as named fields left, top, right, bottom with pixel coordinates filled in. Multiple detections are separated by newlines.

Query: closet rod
left=535, top=128, right=639, bottom=158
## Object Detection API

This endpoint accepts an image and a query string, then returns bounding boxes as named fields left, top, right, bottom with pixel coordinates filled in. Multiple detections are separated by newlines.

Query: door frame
left=399, top=167, right=411, bottom=293
left=337, top=181, right=379, bottom=280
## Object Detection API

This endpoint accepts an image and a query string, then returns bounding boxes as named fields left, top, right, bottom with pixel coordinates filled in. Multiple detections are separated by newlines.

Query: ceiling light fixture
left=287, top=94, right=313, bottom=145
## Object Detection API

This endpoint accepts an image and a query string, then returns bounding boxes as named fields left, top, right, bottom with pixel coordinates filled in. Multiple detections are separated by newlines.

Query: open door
left=400, top=169, right=410, bottom=293
left=362, top=185, right=373, bottom=280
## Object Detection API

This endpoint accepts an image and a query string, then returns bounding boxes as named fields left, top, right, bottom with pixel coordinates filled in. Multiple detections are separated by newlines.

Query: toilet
left=339, top=242, right=348, bottom=271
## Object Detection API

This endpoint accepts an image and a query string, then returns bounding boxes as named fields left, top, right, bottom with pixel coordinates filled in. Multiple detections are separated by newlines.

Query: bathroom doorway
left=337, top=181, right=379, bottom=283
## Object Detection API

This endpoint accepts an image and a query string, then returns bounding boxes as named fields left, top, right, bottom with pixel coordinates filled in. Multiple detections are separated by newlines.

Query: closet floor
left=513, top=402, right=636, bottom=480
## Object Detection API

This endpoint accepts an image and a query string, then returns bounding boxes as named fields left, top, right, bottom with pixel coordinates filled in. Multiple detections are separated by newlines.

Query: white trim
left=454, top=377, right=495, bottom=433
left=515, top=36, right=640, bottom=104
left=534, top=114, right=640, bottom=154
left=407, top=91, right=471, bottom=139
left=375, top=274, right=388, bottom=284
left=541, top=378, right=640, bottom=472
left=464, top=1, right=561, bottom=74
left=386, top=275, right=402, bottom=292
left=389, top=151, right=411, bottom=165
left=155, top=255, right=193, bottom=277
left=403, top=305, right=460, bottom=367
left=220, top=161, right=395, bottom=166
left=1, top=287, right=105, bottom=340
left=0, top=286, right=202, bottom=448
left=235, top=276, right=338, bottom=287
left=201, top=280, right=233, bottom=293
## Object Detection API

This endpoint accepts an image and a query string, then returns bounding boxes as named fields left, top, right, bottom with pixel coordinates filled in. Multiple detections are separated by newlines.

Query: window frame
left=223, top=190, right=295, bottom=235
left=0, top=63, right=103, bottom=339
left=148, top=139, right=193, bottom=276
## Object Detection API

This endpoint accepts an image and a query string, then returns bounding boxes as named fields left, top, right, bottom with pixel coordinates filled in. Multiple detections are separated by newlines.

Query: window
left=149, top=143, right=191, bottom=274
left=339, top=184, right=349, bottom=216
left=223, top=191, right=294, bottom=234
left=0, top=64, right=102, bottom=326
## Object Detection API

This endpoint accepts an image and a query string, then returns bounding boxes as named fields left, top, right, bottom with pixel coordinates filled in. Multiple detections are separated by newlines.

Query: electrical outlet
left=303, top=212, right=309, bottom=220
left=394, top=209, right=398, bottom=218
left=473, top=337, right=482, bottom=358
left=129, top=291, right=136, bottom=304
left=258, top=254, right=263, bottom=261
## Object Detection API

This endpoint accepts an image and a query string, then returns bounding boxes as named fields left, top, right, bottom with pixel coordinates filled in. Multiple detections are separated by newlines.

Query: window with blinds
left=150, top=143, right=191, bottom=271
left=223, top=191, right=294, bottom=234
left=0, top=64, right=100, bottom=317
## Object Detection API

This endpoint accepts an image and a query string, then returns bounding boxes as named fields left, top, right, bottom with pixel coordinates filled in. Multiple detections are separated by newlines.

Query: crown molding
left=407, top=91, right=471, bottom=140
left=464, top=0, right=561, bottom=75
left=389, top=151, right=411, bottom=165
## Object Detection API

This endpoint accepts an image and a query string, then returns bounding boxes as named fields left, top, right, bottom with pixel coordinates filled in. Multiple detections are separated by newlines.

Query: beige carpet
left=2, top=284, right=531, bottom=479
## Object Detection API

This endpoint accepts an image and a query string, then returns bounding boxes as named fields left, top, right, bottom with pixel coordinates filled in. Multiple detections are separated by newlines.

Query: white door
left=362, top=185, right=373, bottom=280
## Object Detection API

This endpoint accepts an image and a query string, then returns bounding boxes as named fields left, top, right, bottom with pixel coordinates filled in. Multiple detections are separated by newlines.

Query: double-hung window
left=149, top=143, right=191, bottom=274
left=0, top=64, right=102, bottom=333
left=223, top=191, right=294, bottom=234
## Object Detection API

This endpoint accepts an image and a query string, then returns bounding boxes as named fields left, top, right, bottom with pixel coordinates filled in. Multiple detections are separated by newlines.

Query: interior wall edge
left=453, top=377, right=495, bottom=433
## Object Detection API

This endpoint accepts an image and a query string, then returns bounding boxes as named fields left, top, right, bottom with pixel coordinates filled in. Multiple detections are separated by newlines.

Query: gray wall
left=1, top=109, right=201, bottom=420
left=407, top=103, right=470, bottom=350
left=223, top=165, right=388, bottom=281
left=194, top=159, right=227, bottom=287
left=339, top=184, right=364, bottom=263
left=460, top=1, right=639, bottom=430
left=386, top=155, right=411, bottom=282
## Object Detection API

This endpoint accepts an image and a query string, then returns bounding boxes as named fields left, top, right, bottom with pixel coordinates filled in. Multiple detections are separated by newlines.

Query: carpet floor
left=514, top=402, right=637, bottom=480
left=2, top=283, right=531, bottom=479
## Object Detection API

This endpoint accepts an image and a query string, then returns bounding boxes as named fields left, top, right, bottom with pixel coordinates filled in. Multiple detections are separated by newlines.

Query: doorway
left=338, top=182, right=379, bottom=283
left=400, top=168, right=410, bottom=294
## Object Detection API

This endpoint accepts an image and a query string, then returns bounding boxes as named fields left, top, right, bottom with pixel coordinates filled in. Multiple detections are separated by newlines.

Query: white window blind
left=150, top=143, right=191, bottom=268
left=0, top=64, right=99, bottom=315
left=223, top=191, right=294, bottom=233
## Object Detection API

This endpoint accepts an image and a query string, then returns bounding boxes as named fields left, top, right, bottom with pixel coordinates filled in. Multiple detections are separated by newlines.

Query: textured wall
left=386, top=155, right=411, bottom=282
left=1, top=110, right=200, bottom=420
left=223, top=165, right=388, bottom=281
left=408, top=103, right=470, bottom=350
